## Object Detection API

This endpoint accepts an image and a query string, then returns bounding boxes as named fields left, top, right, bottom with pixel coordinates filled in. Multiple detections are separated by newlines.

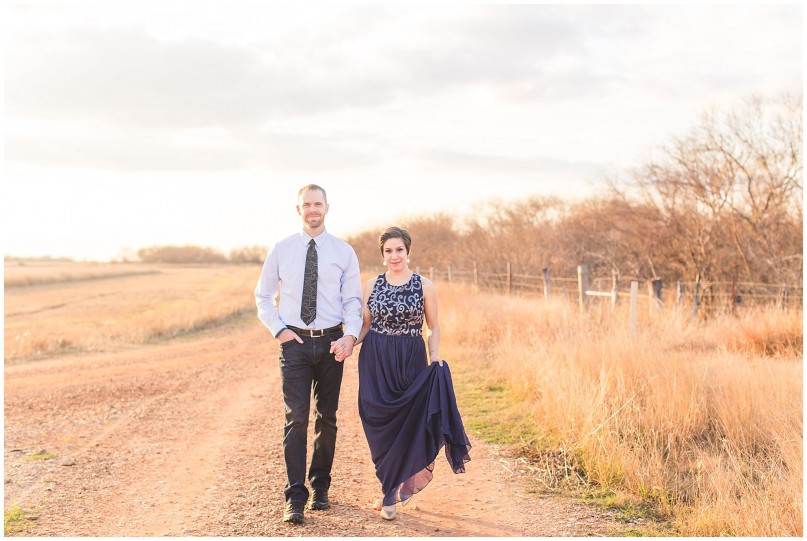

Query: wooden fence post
left=648, top=278, right=663, bottom=315
left=506, top=260, right=512, bottom=294
left=473, top=262, right=478, bottom=286
left=676, top=280, right=685, bottom=309
left=730, top=276, right=737, bottom=315
left=610, top=270, right=619, bottom=311
left=778, top=287, right=789, bottom=310
left=429, top=266, right=434, bottom=281
left=630, top=280, right=639, bottom=337
left=692, top=273, right=701, bottom=319
left=577, top=265, right=589, bottom=312
left=542, top=267, right=551, bottom=299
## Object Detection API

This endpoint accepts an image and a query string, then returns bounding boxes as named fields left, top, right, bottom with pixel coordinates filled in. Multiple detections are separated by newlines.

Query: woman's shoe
left=400, top=494, right=412, bottom=506
left=380, top=505, right=397, bottom=520
left=373, top=498, right=383, bottom=511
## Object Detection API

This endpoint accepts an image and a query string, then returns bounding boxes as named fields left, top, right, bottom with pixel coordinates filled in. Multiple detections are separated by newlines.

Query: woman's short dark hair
left=379, top=226, right=412, bottom=255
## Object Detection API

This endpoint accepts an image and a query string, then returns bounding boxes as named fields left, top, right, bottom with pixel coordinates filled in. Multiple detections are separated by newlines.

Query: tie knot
left=309, top=239, right=316, bottom=247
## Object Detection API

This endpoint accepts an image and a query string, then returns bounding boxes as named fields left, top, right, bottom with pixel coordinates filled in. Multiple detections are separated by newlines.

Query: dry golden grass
left=5, top=263, right=260, bottom=362
left=4, top=261, right=160, bottom=287
left=437, top=283, right=802, bottom=537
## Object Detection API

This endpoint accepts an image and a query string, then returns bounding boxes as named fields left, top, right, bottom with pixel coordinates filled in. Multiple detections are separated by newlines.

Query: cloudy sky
left=3, top=3, right=802, bottom=261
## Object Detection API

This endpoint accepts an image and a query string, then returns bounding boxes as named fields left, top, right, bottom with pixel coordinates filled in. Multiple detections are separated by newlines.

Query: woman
left=351, top=226, right=471, bottom=520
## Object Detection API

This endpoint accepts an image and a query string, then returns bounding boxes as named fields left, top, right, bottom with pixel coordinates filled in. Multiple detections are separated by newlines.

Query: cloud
left=5, top=122, right=386, bottom=172
left=4, top=3, right=801, bottom=175
left=417, top=147, right=602, bottom=178
left=3, top=4, right=653, bottom=131
left=249, top=130, right=387, bottom=171
left=7, top=28, right=283, bottom=127
left=6, top=128, right=248, bottom=172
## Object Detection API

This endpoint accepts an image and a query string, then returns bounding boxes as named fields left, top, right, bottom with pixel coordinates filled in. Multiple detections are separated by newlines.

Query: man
left=255, top=184, right=362, bottom=524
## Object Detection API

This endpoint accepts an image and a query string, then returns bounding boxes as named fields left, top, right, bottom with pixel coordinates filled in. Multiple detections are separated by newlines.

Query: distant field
left=4, top=261, right=161, bottom=287
left=4, top=262, right=261, bottom=362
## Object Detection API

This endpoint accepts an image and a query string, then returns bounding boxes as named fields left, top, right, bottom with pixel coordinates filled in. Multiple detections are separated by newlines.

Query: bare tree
left=138, top=245, right=228, bottom=264
left=632, top=93, right=802, bottom=284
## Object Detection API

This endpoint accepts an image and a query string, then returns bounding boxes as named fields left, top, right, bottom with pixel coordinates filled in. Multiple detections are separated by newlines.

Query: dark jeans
left=279, top=332, right=344, bottom=503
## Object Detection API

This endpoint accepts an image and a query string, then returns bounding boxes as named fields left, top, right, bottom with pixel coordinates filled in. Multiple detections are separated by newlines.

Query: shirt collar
left=300, top=229, right=328, bottom=247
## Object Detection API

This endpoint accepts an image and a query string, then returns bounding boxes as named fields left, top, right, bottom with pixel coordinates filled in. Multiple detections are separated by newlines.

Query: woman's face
left=382, top=238, right=408, bottom=272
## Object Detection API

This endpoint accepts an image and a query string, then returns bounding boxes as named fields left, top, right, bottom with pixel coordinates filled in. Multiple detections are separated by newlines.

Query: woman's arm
left=355, top=278, right=375, bottom=345
left=422, top=277, right=443, bottom=366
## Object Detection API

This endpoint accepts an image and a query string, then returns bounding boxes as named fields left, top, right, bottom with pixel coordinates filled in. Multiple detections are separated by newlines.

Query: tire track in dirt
left=4, top=321, right=628, bottom=536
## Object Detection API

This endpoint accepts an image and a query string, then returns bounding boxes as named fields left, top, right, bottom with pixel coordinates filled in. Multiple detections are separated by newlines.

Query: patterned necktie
left=301, top=238, right=318, bottom=325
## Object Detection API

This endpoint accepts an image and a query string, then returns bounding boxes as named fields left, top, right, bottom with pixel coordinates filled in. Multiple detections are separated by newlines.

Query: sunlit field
left=5, top=262, right=801, bottom=535
left=4, top=262, right=259, bottom=363
left=438, top=283, right=802, bottom=536
left=4, top=261, right=160, bottom=287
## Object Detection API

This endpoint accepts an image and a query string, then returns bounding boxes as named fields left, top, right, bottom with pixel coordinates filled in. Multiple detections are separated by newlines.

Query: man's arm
left=341, top=248, right=363, bottom=339
left=254, top=245, right=287, bottom=337
left=330, top=248, right=362, bottom=361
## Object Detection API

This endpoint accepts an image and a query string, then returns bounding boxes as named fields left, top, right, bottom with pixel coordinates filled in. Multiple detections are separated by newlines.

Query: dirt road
left=5, top=320, right=627, bottom=536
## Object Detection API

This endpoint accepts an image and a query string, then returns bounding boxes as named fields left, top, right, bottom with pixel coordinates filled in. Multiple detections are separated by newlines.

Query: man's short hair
left=298, top=184, right=327, bottom=203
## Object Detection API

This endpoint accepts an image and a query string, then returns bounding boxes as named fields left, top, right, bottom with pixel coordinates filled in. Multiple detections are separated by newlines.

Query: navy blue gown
left=358, top=272, right=471, bottom=506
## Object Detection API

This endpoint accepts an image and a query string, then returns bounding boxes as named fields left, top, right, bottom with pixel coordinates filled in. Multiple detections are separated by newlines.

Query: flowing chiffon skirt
left=358, top=329, right=472, bottom=506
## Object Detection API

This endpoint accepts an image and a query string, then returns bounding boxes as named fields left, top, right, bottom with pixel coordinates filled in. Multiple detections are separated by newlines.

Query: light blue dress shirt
left=255, top=229, right=363, bottom=339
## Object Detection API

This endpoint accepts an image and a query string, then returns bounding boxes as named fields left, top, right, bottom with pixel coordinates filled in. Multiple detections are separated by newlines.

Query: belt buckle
left=311, top=328, right=325, bottom=338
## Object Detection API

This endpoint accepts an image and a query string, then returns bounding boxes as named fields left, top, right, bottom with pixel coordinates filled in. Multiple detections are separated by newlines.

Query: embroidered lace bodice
left=367, top=273, right=424, bottom=337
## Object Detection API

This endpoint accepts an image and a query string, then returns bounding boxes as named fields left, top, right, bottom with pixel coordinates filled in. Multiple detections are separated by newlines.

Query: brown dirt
left=5, top=320, right=631, bottom=536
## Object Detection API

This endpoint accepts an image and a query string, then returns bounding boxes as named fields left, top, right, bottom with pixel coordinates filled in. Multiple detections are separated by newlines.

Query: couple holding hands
left=255, top=184, right=471, bottom=524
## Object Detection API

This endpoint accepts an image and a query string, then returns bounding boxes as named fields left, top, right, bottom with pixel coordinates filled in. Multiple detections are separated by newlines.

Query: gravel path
left=4, top=322, right=628, bottom=536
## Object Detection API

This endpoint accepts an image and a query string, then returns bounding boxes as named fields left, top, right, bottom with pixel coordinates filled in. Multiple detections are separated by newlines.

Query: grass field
left=4, top=262, right=802, bottom=535
left=438, top=284, right=802, bottom=536
left=4, top=262, right=258, bottom=362
left=4, top=261, right=160, bottom=288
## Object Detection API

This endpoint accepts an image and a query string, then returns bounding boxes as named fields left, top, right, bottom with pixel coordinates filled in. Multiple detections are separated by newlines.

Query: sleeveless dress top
left=358, top=272, right=471, bottom=507
left=367, top=272, right=424, bottom=336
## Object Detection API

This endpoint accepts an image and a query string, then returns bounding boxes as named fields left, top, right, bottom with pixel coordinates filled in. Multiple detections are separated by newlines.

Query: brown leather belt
left=287, top=324, right=343, bottom=338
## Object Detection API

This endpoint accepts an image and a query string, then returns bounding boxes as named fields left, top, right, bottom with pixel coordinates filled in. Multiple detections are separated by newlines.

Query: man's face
left=297, top=188, right=329, bottom=229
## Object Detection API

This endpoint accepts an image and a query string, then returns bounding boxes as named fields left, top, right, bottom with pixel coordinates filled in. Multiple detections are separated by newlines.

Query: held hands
left=329, top=335, right=356, bottom=362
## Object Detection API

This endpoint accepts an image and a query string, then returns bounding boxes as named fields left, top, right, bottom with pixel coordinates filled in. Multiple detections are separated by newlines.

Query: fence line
left=401, top=261, right=803, bottom=318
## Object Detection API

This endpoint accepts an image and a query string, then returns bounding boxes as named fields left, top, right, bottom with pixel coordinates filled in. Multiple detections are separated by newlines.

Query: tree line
left=347, top=94, right=803, bottom=289
left=135, top=245, right=268, bottom=264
